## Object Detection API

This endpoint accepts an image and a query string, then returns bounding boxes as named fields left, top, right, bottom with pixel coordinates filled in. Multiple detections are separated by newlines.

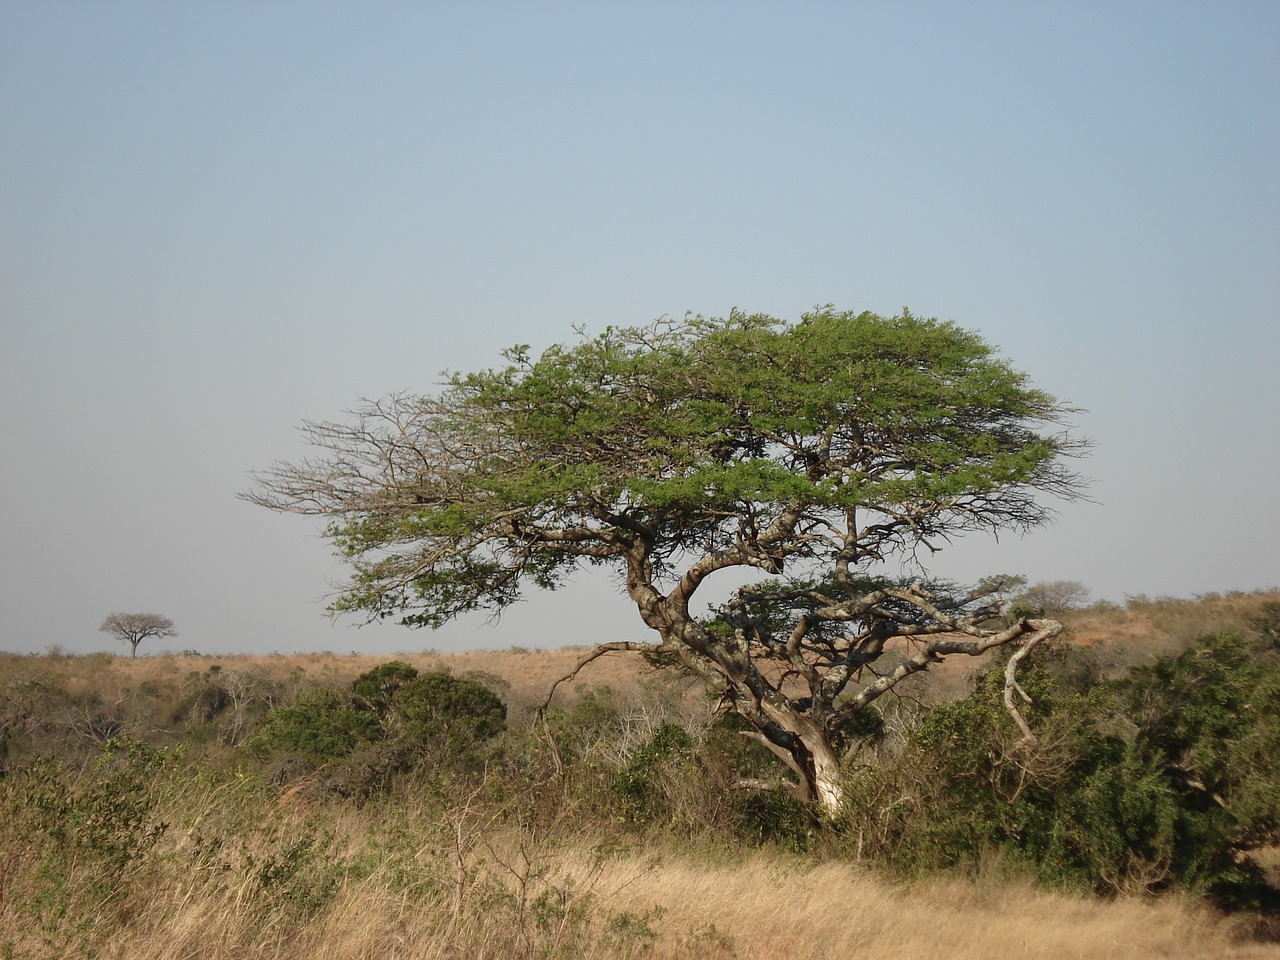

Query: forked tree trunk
left=752, top=702, right=845, bottom=815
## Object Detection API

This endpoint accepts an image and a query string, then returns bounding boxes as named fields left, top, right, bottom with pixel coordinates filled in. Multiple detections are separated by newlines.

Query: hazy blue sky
left=2, top=3, right=1276, bottom=656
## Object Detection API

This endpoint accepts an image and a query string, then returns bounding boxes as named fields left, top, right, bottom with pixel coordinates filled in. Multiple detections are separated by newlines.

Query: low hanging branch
left=534, top=641, right=663, bottom=780
left=1002, top=619, right=1061, bottom=745
left=535, top=641, right=666, bottom=716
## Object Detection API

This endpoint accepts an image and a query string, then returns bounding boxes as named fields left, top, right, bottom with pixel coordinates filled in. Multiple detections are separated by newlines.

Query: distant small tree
left=1018, top=580, right=1090, bottom=615
left=99, top=613, right=176, bottom=658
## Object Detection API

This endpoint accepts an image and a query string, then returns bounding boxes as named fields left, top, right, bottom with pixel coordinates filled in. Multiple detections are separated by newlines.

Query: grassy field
left=3, top=773, right=1276, bottom=960
left=2, top=590, right=1278, bottom=958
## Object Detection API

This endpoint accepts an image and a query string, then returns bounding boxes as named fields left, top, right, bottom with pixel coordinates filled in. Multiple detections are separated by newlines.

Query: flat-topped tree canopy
left=247, top=307, right=1088, bottom=812
left=99, top=612, right=176, bottom=658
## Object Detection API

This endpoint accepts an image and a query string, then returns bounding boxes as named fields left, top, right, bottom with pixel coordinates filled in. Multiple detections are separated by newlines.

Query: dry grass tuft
left=546, top=848, right=1276, bottom=960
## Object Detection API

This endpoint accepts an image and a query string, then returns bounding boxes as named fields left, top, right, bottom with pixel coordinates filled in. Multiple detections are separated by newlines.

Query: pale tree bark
left=537, top=526, right=1065, bottom=817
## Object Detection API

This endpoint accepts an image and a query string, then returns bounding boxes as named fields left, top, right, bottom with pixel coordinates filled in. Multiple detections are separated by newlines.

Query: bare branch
left=535, top=640, right=664, bottom=781
left=1003, top=618, right=1062, bottom=746
left=536, top=641, right=664, bottom=715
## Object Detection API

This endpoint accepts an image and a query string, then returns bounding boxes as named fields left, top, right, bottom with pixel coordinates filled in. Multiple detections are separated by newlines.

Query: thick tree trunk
left=808, top=737, right=844, bottom=815
left=743, top=724, right=844, bottom=814
left=751, top=698, right=846, bottom=815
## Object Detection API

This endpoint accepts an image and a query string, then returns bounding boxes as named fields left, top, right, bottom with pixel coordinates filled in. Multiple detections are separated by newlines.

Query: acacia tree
left=99, top=612, right=176, bottom=658
left=1017, top=579, right=1091, bottom=614
left=246, top=308, right=1087, bottom=813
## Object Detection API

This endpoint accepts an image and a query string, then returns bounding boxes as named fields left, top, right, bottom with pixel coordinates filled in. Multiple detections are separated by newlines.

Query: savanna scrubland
left=2, top=590, right=1279, bottom=959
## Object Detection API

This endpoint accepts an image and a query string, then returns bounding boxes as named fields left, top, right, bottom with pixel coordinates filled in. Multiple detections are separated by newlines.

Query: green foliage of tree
left=247, top=308, right=1087, bottom=812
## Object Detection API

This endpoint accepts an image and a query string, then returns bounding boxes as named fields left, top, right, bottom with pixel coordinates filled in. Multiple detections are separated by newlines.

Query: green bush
left=391, top=672, right=507, bottom=763
left=351, top=660, right=419, bottom=708
left=248, top=827, right=351, bottom=920
left=247, top=687, right=381, bottom=767
left=840, top=630, right=1280, bottom=905
left=0, top=738, right=174, bottom=954
left=246, top=665, right=508, bottom=795
left=545, top=685, right=623, bottom=757
left=612, top=721, right=695, bottom=822
left=1119, top=630, right=1280, bottom=901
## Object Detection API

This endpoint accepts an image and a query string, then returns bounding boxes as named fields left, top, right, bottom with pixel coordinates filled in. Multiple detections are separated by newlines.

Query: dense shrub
left=842, top=631, right=1280, bottom=907
left=351, top=660, right=420, bottom=707
left=1, top=738, right=174, bottom=955
left=1250, top=601, right=1280, bottom=649
left=842, top=660, right=1172, bottom=889
left=1119, top=630, right=1280, bottom=901
left=613, top=721, right=696, bottom=821
left=247, top=686, right=382, bottom=767
left=247, top=664, right=507, bottom=796
left=392, top=672, right=507, bottom=762
left=542, top=687, right=815, bottom=846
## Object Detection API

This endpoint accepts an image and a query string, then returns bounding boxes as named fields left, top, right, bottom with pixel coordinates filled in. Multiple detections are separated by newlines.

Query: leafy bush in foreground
left=1, top=737, right=173, bottom=956
left=248, top=686, right=382, bottom=766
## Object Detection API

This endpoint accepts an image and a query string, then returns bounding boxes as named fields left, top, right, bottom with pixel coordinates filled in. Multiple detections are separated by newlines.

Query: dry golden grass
left=41, top=839, right=1280, bottom=960
left=28, top=644, right=664, bottom=714
left=1066, top=590, right=1277, bottom=655
left=594, top=851, right=1278, bottom=960
left=8, top=751, right=1274, bottom=960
